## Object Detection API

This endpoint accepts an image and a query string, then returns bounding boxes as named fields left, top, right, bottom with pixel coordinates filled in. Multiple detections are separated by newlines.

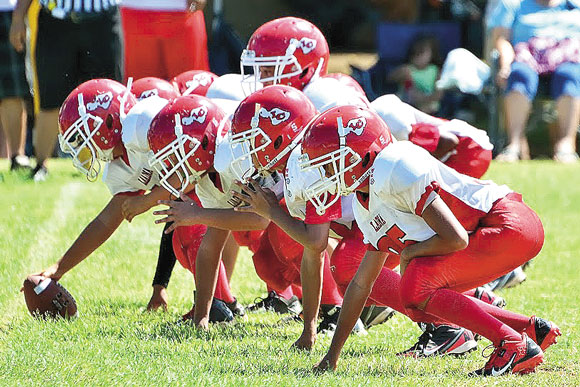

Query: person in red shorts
left=120, top=0, right=209, bottom=81
left=295, top=105, right=560, bottom=376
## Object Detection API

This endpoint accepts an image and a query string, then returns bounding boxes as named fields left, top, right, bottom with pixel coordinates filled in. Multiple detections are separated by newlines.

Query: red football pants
left=399, top=193, right=544, bottom=343
left=120, top=8, right=209, bottom=81
left=252, top=222, right=343, bottom=305
left=172, top=224, right=235, bottom=304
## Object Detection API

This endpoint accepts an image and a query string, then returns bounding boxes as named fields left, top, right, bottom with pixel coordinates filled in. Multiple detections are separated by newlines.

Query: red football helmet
left=148, top=95, right=230, bottom=197
left=131, top=77, right=180, bottom=101
left=240, top=17, right=329, bottom=91
left=171, top=70, right=218, bottom=96
left=324, top=73, right=366, bottom=97
left=58, top=78, right=136, bottom=181
left=300, top=105, right=393, bottom=215
left=229, top=85, right=317, bottom=181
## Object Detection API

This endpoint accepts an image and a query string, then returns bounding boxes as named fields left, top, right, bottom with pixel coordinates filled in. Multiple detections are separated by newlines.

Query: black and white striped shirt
left=39, top=0, right=120, bottom=14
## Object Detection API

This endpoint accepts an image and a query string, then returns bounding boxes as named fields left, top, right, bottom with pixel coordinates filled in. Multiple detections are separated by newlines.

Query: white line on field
left=0, top=182, right=83, bottom=324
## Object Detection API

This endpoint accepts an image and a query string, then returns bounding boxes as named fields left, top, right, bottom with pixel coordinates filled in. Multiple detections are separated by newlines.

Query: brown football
left=22, top=275, right=78, bottom=319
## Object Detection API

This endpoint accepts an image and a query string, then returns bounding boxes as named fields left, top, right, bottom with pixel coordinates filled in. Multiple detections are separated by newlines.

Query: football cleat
left=524, top=316, right=561, bottom=351
left=473, top=287, right=506, bottom=308
left=359, top=305, right=396, bottom=330
left=225, top=297, right=246, bottom=317
left=317, top=305, right=340, bottom=335
left=471, top=334, right=544, bottom=376
left=485, top=267, right=527, bottom=291
left=182, top=298, right=234, bottom=323
left=246, top=291, right=302, bottom=315
left=397, top=324, right=478, bottom=358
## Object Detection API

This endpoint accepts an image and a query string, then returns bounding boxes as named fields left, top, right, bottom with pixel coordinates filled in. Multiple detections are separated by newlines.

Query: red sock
left=274, top=286, right=294, bottom=299
left=424, top=289, right=521, bottom=346
left=469, top=297, right=531, bottom=332
left=291, top=284, right=303, bottom=300
left=320, top=253, right=343, bottom=306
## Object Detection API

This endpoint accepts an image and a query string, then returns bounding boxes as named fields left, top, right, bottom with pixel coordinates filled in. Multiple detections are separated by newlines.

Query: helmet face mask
left=148, top=115, right=202, bottom=198
left=148, top=95, right=226, bottom=197
left=240, top=17, right=329, bottom=94
left=300, top=106, right=393, bottom=216
left=230, top=85, right=317, bottom=182
left=59, top=79, right=136, bottom=181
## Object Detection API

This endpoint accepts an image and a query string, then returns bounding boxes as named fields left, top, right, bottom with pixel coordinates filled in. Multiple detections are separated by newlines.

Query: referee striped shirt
left=39, top=0, right=120, bottom=13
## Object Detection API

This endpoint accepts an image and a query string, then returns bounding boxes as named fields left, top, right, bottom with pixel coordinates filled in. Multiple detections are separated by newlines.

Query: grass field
left=0, top=159, right=578, bottom=386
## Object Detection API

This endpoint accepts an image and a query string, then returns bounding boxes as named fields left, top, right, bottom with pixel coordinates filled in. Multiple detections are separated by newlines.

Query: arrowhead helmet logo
left=86, top=92, right=113, bottom=111
left=343, top=116, right=367, bottom=136
left=138, top=89, right=158, bottom=100
left=290, top=37, right=317, bottom=54
left=182, top=106, right=208, bottom=125
left=186, top=74, right=211, bottom=89
left=259, top=107, right=291, bottom=126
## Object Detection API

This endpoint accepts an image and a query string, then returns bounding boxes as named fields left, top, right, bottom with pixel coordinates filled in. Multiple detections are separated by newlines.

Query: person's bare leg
left=34, top=108, right=59, bottom=167
left=0, top=97, right=27, bottom=158
left=498, top=91, right=532, bottom=161
left=553, top=95, right=580, bottom=162
left=222, top=233, right=240, bottom=284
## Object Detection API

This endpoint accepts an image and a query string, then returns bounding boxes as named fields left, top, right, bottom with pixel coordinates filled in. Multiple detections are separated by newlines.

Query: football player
left=153, top=85, right=345, bottom=331
left=296, top=105, right=560, bottom=376
left=30, top=79, right=239, bottom=321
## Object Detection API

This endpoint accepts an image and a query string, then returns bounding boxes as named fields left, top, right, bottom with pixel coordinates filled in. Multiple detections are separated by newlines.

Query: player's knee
left=400, top=268, right=433, bottom=309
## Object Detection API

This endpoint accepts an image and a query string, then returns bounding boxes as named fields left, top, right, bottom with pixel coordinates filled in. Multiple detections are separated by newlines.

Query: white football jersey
left=370, top=94, right=492, bottom=150
left=102, top=96, right=168, bottom=196
left=303, top=76, right=370, bottom=113
left=206, top=73, right=259, bottom=102
left=195, top=133, right=284, bottom=209
left=353, top=141, right=511, bottom=253
left=284, top=147, right=355, bottom=238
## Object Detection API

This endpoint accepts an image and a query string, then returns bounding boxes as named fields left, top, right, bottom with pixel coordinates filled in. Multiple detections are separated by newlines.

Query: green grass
left=0, top=159, right=578, bottom=386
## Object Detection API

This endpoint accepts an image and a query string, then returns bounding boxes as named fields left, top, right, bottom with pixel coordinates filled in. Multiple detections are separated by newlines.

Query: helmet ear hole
left=105, top=114, right=114, bottom=129
left=299, top=68, right=309, bottom=79
left=201, top=135, right=209, bottom=150
left=361, top=152, right=371, bottom=168
left=273, top=135, right=283, bottom=149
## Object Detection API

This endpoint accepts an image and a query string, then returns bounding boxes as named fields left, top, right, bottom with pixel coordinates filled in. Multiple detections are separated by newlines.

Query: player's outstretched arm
left=232, top=179, right=328, bottom=252
left=193, top=227, right=230, bottom=329
left=315, top=250, right=387, bottom=373
left=155, top=192, right=269, bottom=233
left=35, top=194, right=128, bottom=281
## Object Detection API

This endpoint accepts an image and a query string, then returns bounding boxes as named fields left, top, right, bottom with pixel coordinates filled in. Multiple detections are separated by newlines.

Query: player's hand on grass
left=155, top=192, right=199, bottom=233
left=232, top=178, right=278, bottom=219
left=313, top=354, right=337, bottom=373
left=122, top=195, right=152, bottom=223
left=146, top=285, right=168, bottom=312
left=292, top=331, right=317, bottom=351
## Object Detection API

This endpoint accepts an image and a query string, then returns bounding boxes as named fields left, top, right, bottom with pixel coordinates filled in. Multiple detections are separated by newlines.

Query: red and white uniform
left=285, top=147, right=396, bottom=304
left=354, top=141, right=543, bottom=320
left=205, top=137, right=342, bottom=304
left=370, top=94, right=493, bottom=178
left=102, top=96, right=167, bottom=196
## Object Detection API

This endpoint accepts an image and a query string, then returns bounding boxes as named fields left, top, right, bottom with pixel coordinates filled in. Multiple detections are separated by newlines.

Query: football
left=22, top=275, right=78, bottom=319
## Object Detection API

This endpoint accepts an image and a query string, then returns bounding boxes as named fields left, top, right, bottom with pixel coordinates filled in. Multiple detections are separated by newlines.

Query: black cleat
left=359, top=305, right=396, bottom=330
left=397, top=324, right=477, bottom=358
left=225, top=297, right=246, bottom=317
left=246, top=291, right=302, bottom=314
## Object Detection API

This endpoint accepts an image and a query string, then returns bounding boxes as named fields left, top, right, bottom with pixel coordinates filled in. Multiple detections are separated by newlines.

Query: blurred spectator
left=10, top=0, right=123, bottom=181
left=120, top=0, right=209, bottom=81
left=387, top=35, right=443, bottom=114
left=489, top=0, right=580, bottom=163
left=1, top=0, right=30, bottom=171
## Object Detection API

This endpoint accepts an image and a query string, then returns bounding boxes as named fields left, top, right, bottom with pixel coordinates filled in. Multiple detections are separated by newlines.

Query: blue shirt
left=488, top=0, right=580, bottom=45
